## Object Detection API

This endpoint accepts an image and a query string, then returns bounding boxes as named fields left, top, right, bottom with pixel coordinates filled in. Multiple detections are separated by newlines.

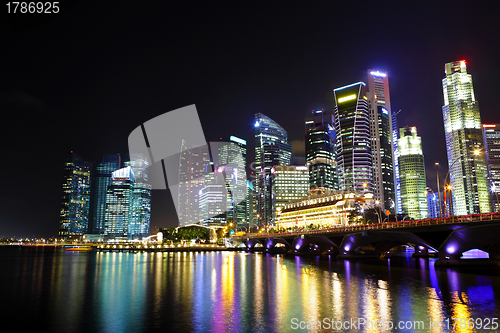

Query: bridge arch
left=438, top=224, right=500, bottom=260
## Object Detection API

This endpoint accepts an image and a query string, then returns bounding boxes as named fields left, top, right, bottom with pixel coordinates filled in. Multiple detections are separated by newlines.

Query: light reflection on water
left=1, top=247, right=500, bottom=332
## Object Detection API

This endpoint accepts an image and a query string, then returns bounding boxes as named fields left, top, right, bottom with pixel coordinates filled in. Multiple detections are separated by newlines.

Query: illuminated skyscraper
left=392, top=110, right=402, bottom=214
left=254, top=113, right=291, bottom=227
left=59, top=152, right=92, bottom=239
left=333, top=82, right=372, bottom=192
left=305, top=110, right=338, bottom=190
left=398, top=126, right=428, bottom=219
left=272, top=165, right=309, bottom=218
left=90, top=154, right=120, bottom=234
left=367, top=70, right=396, bottom=214
left=215, top=136, right=248, bottom=230
left=483, top=124, right=500, bottom=211
left=178, top=143, right=211, bottom=226
left=442, top=61, right=490, bottom=214
left=104, top=166, right=135, bottom=240
left=199, top=162, right=227, bottom=226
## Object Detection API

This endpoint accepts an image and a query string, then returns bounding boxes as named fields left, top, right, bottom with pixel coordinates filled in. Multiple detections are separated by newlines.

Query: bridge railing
left=233, top=212, right=500, bottom=239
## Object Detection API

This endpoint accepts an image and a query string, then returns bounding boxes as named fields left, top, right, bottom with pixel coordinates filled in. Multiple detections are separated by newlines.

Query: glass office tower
left=104, top=166, right=135, bottom=240
left=178, top=143, right=211, bottom=226
left=215, top=136, right=248, bottom=231
left=90, top=153, right=120, bottom=234
left=254, top=113, right=291, bottom=227
left=333, top=82, right=372, bottom=192
left=367, top=70, right=396, bottom=214
left=59, top=151, right=92, bottom=239
left=442, top=60, right=490, bottom=214
left=305, top=110, right=338, bottom=190
left=398, top=127, right=428, bottom=219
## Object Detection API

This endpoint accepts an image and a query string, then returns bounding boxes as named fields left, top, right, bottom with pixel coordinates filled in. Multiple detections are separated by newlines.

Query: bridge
left=232, top=213, right=500, bottom=266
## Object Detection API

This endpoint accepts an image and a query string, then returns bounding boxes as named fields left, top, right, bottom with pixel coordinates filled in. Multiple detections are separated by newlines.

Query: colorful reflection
left=1, top=248, right=500, bottom=332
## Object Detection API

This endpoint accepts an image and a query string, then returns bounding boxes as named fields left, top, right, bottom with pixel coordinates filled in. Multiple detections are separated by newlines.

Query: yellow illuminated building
left=275, top=191, right=374, bottom=229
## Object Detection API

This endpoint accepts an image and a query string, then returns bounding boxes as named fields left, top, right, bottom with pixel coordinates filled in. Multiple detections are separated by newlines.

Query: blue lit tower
left=90, top=154, right=120, bottom=234
left=333, top=82, right=373, bottom=192
left=483, top=123, right=500, bottom=211
left=305, top=110, right=338, bottom=190
left=442, top=61, right=490, bottom=214
left=59, top=152, right=92, bottom=239
left=126, top=153, right=152, bottom=238
left=392, top=110, right=402, bottom=214
left=254, top=113, right=291, bottom=227
left=367, top=70, right=396, bottom=214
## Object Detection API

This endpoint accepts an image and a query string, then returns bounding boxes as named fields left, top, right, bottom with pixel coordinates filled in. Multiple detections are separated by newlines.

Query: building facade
left=254, top=113, right=292, bottom=227
left=398, top=127, right=428, bottom=219
left=59, top=152, right=92, bottom=239
left=90, top=153, right=120, bottom=234
left=483, top=124, right=500, bottom=211
left=275, top=191, right=374, bottom=230
left=442, top=60, right=490, bottom=214
left=333, top=82, right=373, bottom=193
left=367, top=70, right=396, bottom=214
left=272, top=165, right=309, bottom=214
left=178, top=143, right=211, bottom=226
left=104, top=166, right=135, bottom=240
left=215, top=136, right=248, bottom=230
left=305, top=110, right=338, bottom=190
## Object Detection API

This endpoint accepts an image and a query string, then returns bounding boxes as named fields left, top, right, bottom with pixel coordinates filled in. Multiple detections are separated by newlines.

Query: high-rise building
left=367, top=70, right=396, bottom=213
left=254, top=113, right=292, bottom=227
left=426, top=191, right=447, bottom=218
left=483, top=124, right=500, bottom=211
left=398, top=127, right=428, bottom=219
left=59, top=152, right=92, bottom=239
left=130, top=182, right=152, bottom=238
left=305, top=110, right=338, bottom=190
left=90, top=154, right=120, bottom=234
left=392, top=110, right=402, bottom=214
left=215, top=136, right=248, bottom=231
left=442, top=60, right=490, bottom=214
left=199, top=163, right=227, bottom=226
left=104, top=166, right=135, bottom=240
left=333, top=82, right=373, bottom=192
left=178, top=143, right=211, bottom=226
left=271, top=165, right=309, bottom=214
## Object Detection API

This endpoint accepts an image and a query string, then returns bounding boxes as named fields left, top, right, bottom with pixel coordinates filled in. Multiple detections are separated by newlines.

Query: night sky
left=1, top=1, right=500, bottom=238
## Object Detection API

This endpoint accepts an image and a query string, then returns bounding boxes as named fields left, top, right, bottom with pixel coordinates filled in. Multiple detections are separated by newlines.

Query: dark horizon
left=2, top=1, right=500, bottom=238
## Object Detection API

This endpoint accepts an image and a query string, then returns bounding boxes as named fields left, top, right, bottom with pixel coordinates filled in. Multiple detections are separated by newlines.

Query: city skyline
left=2, top=2, right=500, bottom=238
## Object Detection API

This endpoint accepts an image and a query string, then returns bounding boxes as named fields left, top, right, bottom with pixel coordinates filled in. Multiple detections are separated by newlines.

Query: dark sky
left=1, top=1, right=500, bottom=238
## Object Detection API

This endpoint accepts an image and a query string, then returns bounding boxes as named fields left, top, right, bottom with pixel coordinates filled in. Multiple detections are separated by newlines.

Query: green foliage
left=159, top=226, right=210, bottom=243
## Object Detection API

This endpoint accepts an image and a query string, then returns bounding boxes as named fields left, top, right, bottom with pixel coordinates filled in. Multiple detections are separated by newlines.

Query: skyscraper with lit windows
left=398, top=126, right=428, bottom=219
left=442, top=61, right=490, bottom=214
left=483, top=123, right=500, bottom=211
left=59, top=151, right=92, bottom=239
left=333, top=82, right=372, bottom=192
left=90, top=153, right=120, bottom=234
left=367, top=70, right=396, bottom=214
left=104, top=166, right=135, bottom=240
left=254, top=113, right=291, bottom=227
left=305, top=110, right=338, bottom=190
left=215, top=136, right=248, bottom=230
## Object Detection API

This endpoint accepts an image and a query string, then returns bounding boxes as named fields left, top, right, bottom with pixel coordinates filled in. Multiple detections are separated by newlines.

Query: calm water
left=1, top=247, right=500, bottom=332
